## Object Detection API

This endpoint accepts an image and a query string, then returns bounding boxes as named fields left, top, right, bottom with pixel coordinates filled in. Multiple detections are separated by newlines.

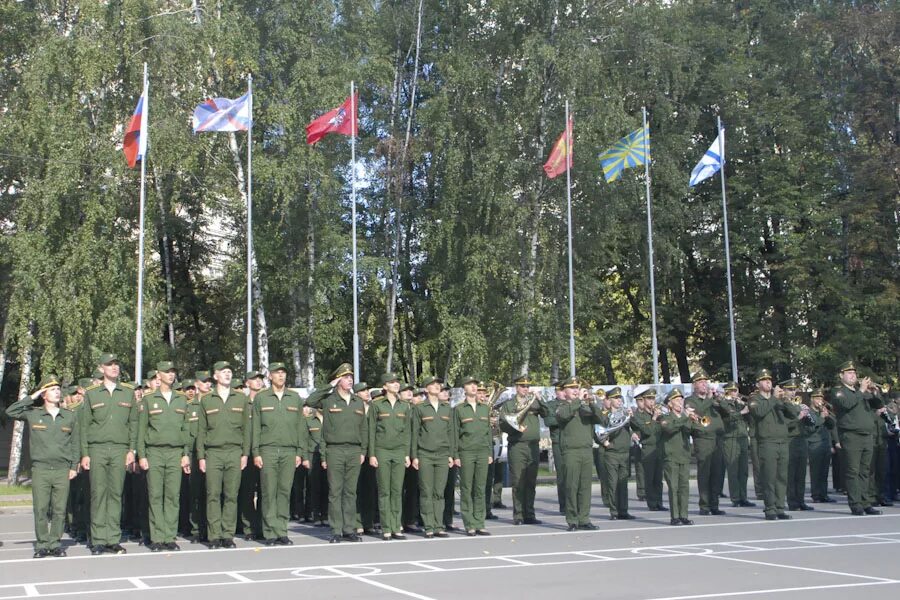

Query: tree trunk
left=7, top=320, right=33, bottom=485
left=673, top=332, right=691, bottom=383
left=659, top=345, right=672, bottom=384
left=0, top=319, right=9, bottom=396
left=151, top=167, right=176, bottom=349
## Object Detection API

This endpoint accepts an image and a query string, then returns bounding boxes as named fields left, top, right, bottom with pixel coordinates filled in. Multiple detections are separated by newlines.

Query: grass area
left=0, top=499, right=32, bottom=507
left=0, top=484, right=32, bottom=496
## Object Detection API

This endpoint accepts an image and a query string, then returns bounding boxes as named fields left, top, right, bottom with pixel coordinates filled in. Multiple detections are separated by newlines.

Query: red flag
left=306, top=94, right=358, bottom=145
left=543, top=118, right=573, bottom=179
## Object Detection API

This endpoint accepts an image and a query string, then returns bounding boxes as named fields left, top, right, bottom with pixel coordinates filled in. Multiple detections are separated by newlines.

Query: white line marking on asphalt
left=23, top=585, right=38, bottom=597
left=495, top=557, right=532, bottom=566
left=126, top=578, right=148, bottom=589
left=325, top=567, right=437, bottom=600
left=702, top=552, right=898, bottom=582
left=408, top=562, right=444, bottom=571
left=227, top=573, right=253, bottom=583
left=641, top=581, right=898, bottom=600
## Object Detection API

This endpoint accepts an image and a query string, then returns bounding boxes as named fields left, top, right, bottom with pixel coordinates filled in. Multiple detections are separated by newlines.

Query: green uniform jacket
left=802, top=408, right=834, bottom=447
left=305, top=388, right=367, bottom=460
left=185, top=397, right=201, bottom=451
left=499, top=395, right=548, bottom=443
left=684, top=394, right=726, bottom=438
left=658, top=413, right=692, bottom=464
left=196, top=388, right=252, bottom=459
left=631, top=410, right=661, bottom=447
left=748, top=393, right=801, bottom=440
left=599, top=410, right=632, bottom=453
left=251, top=388, right=306, bottom=458
left=555, top=399, right=604, bottom=451
left=721, top=398, right=748, bottom=439
left=368, top=396, right=412, bottom=456
left=305, top=414, right=323, bottom=455
left=411, top=400, right=452, bottom=459
left=6, top=399, right=78, bottom=469
left=137, top=390, right=191, bottom=458
left=452, top=401, right=491, bottom=457
left=80, top=381, right=139, bottom=456
left=830, top=384, right=881, bottom=435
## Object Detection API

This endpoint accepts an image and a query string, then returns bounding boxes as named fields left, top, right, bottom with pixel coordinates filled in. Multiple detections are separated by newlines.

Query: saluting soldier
left=499, top=375, right=547, bottom=525
left=369, top=373, right=412, bottom=540
left=80, top=353, right=139, bottom=554
left=782, top=379, right=814, bottom=511
left=659, top=389, right=696, bottom=526
left=251, top=363, right=306, bottom=545
left=556, top=377, right=603, bottom=531
left=544, top=381, right=567, bottom=514
left=720, top=381, right=755, bottom=507
left=684, top=370, right=727, bottom=516
left=238, top=370, right=263, bottom=540
left=829, top=361, right=884, bottom=515
left=631, top=386, right=666, bottom=511
left=196, top=361, right=251, bottom=548
left=138, top=361, right=192, bottom=551
left=597, top=387, right=635, bottom=520
left=305, top=363, right=368, bottom=543
left=412, top=375, right=454, bottom=538
left=7, top=376, right=78, bottom=557
left=453, top=375, right=492, bottom=536
left=806, top=388, right=836, bottom=503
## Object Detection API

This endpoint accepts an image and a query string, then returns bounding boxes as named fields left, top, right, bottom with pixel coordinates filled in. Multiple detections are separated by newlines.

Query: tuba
left=594, top=408, right=631, bottom=444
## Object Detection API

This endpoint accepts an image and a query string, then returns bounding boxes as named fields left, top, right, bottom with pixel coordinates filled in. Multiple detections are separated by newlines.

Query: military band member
left=684, top=370, right=727, bottom=516
left=499, top=375, right=547, bottom=525
left=252, top=362, right=306, bottom=545
left=544, top=381, right=567, bottom=514
left=659, top=389, right=695, bottom=525
left=631, top=386, right=665, bottom=511
left=805, top=388, right=836, bottom=503
left=453, top=375, right=492, bottom=536
left=7, top=376, right=78, bottom=557
left=782, top=379, right=814, bottom=511
left=556, top=377, right=603, bottom=530
left=598, top=387, right=634, bottom=520
left=369, top=372, right=412, bottom=540
left=238, top=370, right=263, bottom=540
left=412, top=376, right=454, bottom=538
left=720, top=381, right=755, bottom=507
left=196, top=361, right=251, bottom=548
left=306, top=363, right=368, bottom=543
left=870, top=381, right=890, bottom=507
left=830, top=361, right=884, bottom=515
left=593, top=387, right=611, bottom=507
left=80, top=353, right=139, bottom=554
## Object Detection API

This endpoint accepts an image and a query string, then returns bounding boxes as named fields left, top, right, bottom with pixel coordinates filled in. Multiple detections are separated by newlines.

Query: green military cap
left=91, top=369, right=103, bottom=380
left=98, top=353, right=119, bottom=365
left=156, top=360, right=176, bottom=373
left=580, top=379, right=593, bottom=389
left=756, top=368, right=773, bottom=381
left=142, top=378, right=154, bottom=389
left=181, top=378, right=196, bottom=389
left=64, top=385, right=78, bottom=396
left=34, top=374, right=61, bottom=394
left=232, top=379, right=244, bottom=389
left=213, top=360, right=232, bottom=372
left=666, top=388, right=684, bottom=402
left=268, top=362, right=287, bottom=373
left=607, top=386, right=622, bottom=399
left=421, top=375, right=443, bottom=387
left=399, top=382, right=414, bottom=393
left=476, top=382, right=487, bottom=392
left=441, top=382, right=451, bottom=391
left=691, top=369, right=709, bottom=382
left=370, top=389, right=385, bottom=400
left=146, top=369, right=158, bottom=380
left=353, top=382, right=369, bottom=393
left=839, top=360, right=857, bottom=373
left=77, top=378, right=93, bottom=389
left=594, top=387, right=607, bottom=397
left=415, top=387, right=426, bottom=395
left=778, top=378, right=799, bottom=390
left=513, top=374, right=533, bottom=386
left=379, top=372, right=401, bottom=386
left=810, top=387, right=825, bottom=399
left=330, top=363, right=353, bottom=379
left=724, top=381, right=738, bottom=392
left=245, top=370, right=263, bottom=380
left=560, top=377, right=580, bottom=389
left=634, top=385, right=656, bottom=399
left=457, top=374, right=478, bottom=386
left=194, top=370, right=211, bottom=382
left=172, top=380, right=183, bottom=390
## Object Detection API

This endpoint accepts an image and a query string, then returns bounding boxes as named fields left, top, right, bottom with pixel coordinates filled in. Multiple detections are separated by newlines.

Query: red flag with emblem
left=306, top=94, right=358, bottom=145
left=543, top=117, right=573, bottom=179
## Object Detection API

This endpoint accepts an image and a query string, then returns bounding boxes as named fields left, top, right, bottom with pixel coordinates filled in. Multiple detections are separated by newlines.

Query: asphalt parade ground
left=1, top=482, right=899, bottom=600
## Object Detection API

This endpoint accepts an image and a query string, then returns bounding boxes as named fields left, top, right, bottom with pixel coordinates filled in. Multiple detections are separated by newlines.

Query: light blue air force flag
left=689, top=130, right=724, bottom=187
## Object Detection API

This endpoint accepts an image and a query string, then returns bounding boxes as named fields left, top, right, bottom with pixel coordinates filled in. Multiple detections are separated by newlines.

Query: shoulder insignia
left=85, top=384, right=101, bottom=392
left=176, top=391, right=186, bottom=397
left=121, top=382, right=135, bottom=389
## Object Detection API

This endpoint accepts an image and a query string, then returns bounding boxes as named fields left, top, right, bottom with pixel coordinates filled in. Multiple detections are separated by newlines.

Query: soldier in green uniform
left=830, top=361, right=883, bottom=515
left=747, top=401, right=763, bottom=500
left=805, top=388, right=836, bottom=503
left=484, top=382, right=504, bottom=517
left=7, top=376, right=78, bottom=557
left=368, top=372, right=412, bottom=540
left=196, top=361, right=251, bottom=548
left=593, top=387, right=611, bottom=507
left=499, top=375, right=547, bottom=525
left=80, top=353, right=139, bottom=554
left=749, top=369, right=802, bottom=520
left=442, top=385, right=460, bottom=531
left=355, top=382, right=379, bottom=534
left=238, top=370, right=263, bottom=539
left=720, top=381, right=755, bottom=507
left=659, top=389, right=696, bottom=526
left=684, top=370, right=727, bottom=516
left=305, top=363, right=368, bottom=543
left=304, top=404, right=328, bottom=525
left=138, top=361, right=192, bottom=551
left=870, top=381, right=890, bottom=507
left=63, top=383, right=89, bottom=544
left=783, top=379, right=814, bottom=511
left=631, top=386, right=666, bottom=511
left=597, top=387, right=635, bottom=520
left=556, top=377, right=604, bottom=530
left=399, top=382, right=423, bottom=532
left=544, top=381, right=567, bottom=514
left=179, top=378, right=206, bottom=542
left=453, top=375, right=492, bottom=536
left=411, top=376, right=453, bottom=538
left=251, top=363, right=306, bottom=545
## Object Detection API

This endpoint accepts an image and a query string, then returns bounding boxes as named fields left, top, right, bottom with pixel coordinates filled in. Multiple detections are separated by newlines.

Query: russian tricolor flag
left=123, top=91, right=148, bottom=169
left=192, top=93, right=252, bottom=133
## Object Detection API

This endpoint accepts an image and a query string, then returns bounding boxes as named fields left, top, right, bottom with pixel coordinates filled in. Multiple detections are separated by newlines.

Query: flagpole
left=135, top=62, right=148, bottom=384
left=246, top=74, right=254, bottom=371
left=718, top=116, right=738, bottom=381
left=350, top=81, right=360, bottom=383
left=642, top=106, right=660, bottom=387
left=564, top=101, right=576, bottom=378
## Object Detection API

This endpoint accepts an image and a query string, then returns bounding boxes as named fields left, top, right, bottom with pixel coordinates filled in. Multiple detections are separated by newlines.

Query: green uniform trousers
left=375, top=450, right=406, bottom=534
left=787, top=436, right=809, bottom=508
left=326, top=444, right=362, bottom=536
left=417, top=453, right=449, bottom=534
left=808, top=443, right=831, bottom=500
left=66, top=470, right=89, bottom=540
left=357, top=462, right=378, bottom=530
left=563, top=448, right=594, bottom=526
left=88, top=444, right=129, bottom=546
left=238, top=463, right=261, bottom=537
left=632, top=444, right=645, bottom=499
left=870, top=439, right=887, bottom=505
left=189, top=457, right=205, bottom=537
left=259, top=446, right=295, bottom=539
left=488, top=460, right=504, bottom=509
left=693, top=437, right=723, bottom=511
left=508, top=441, right=539, bottom=521
left=146, top=446, right=184, bottom=543
left=401, top=466, right=419, bottom=528
left=663, top=461, right=690, bottom=520
left=640, top=444, right=663, bottom=509
left=458, top=452, right=488, bottom=531
left=205, top=447, right=243, bottom=540
left=749, top=437, right=763, bottom=498
left=306, top=451, right=327, bottom=520
left=550, top=436, right=566, bottom=513
left=32, top=467, right=70, bottom=551
left=595, top=446, right=610, bottom=507
left=758, top=439, right=788, bottom=516
left=723, top=436, right=749, bottom=503
left=603, top=450, right=630, bottom=517
left=841, top=431, right=874, bottom=511
left=443, top=466, right=457, bottom=527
